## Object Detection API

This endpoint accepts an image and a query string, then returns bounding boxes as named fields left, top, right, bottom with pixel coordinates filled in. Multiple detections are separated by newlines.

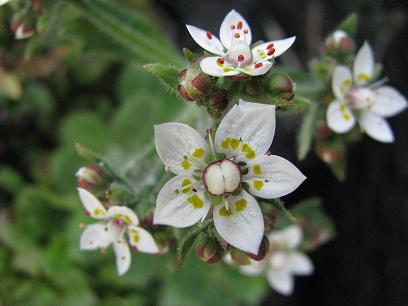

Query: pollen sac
left=195, top=232, right=226, bottom=264
left=266, top=73, right=295, bottom=101
left=178, top=67, right=212, bottom=101
left=324, top=30, right=354, bottom=56
left=203, top=160, right=241, bottom=196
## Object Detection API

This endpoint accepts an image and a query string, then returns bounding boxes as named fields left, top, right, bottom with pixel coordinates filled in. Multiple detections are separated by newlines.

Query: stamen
left=267, top=48, right=275, bottom=56
left=234, top=33, right=240, bottom=39
left=238, top=55, right=244, bottom=62
left=243, top=29, right=248, bottom=34
left=230, top=24, right=235, bottom=30
left=237, top=21, right=243, bottom=30
left=224, top=198, right=230, bottom=212
left=216, top=58, right=225, bottom=65
left=266, top=43, right=274, bottom=50
left=83, top=209, right=90, bottom=216
left=206, top=31, right=213, bottom=40
left=207, top=129, right=217, bottom=161
left=255, top=62, right=263, bottom=69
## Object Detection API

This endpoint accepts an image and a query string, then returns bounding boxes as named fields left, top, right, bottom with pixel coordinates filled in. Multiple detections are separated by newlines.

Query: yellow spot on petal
left=340, top=79, right=351, bottom=94
left=235, top=199, right=247, bottom=212
left=221, top=138, right=230, bottom=149
left=94, top=209, right=104, bottom=216
left=182, top=159, right=191, bottom=170
left=230, top=138, right=240, bottom=150
left=181, top=179, right=191, bottom=187
left=114, top=214, right=132, bottom=224
left=192, top=148, right=205, bottom=158
left=358, top=73, right=370, bottom=82
left=253, top=165, right=262, bottom=175
left=224, top=68, right=235, bottom=72
left=343, top=113, right=352, bottom=121
left=253, top=180, right=264, bottom=191
left=131, top=229, right=140, bottom=244
left=242, top=144, right=256, bottom=159
left=187, top=194, right=204, bottom=209
left=182, top=187, right=192, bottom=194
left=219, top=206, right=233, bottom=217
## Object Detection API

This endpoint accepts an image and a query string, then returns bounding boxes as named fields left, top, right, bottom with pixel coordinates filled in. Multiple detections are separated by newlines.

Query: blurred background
left=1, top=0, right=407, bottom=305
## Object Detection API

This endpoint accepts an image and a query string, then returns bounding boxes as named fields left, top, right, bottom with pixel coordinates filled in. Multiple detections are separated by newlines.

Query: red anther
left=255, top=62, right=263, bottom=68
left=114, top=219, right=121, bottom=225
left=84, top=209, right=90, bottom=217
left=230, top=24, right=235, bottom=30
left=243, top=29, right=248, bottom=34
left=237, top=21, right=243, bottom=30
left=132, top=245, right=139, bottom=253
left=266, top=43, right=274, bottom=50
left=216, top=58, right=225, bottom=65
left=267, top=48, right=275, bottom=56
left=234, top=33, right=240, bottom=38
left=238, top=55, right=244, bottom=62
left=206, top=31, right=213, bottom=40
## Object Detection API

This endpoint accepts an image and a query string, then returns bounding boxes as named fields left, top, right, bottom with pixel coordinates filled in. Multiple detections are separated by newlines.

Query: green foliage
left=337, top=13, right=358, bottom=37
left=297, top=102, right=319, bottom=160
left=144, top=63, right=181, bottom=96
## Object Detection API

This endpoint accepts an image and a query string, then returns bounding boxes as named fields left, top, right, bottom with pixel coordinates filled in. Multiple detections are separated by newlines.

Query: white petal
left=215, top=102, right=276, bottom=161
left=251, top=37, right=296, bottom=62
left=287, top=252, right=314, bottom=275
left=199, top=56, right=240, bottom=77
left=244, top=155, right=306, bottom=199
left=332, top=65, right=352, bottom=100
left=359, top=111, right=394, bottom=143
left=113, top=239, right=131, bottom=276
left=267, top=225, right=303, bottom=249
left=240, top=259, right=264, bottom=276
left=128, top=226, right=159, bottom=254
left=80, top=223, right=111, bottom=250
left=353, top=41, right=375, bottom=85
left=237, top=60, right=273, bottom=76
left=77, top=188, right=108, bottom=219
left=213, top=190, right=264, bottom=254
left=154, top=123, right=209, bottom=176
left=15, top=24, right=34, bottom=40
left=371, top=86, right=408, bottom=117
left=154, top=175, right=211, bottom=228
left=186, top=25, right=225, bottom=56
left=220, top=9, right=252, bottom=49
left=266, top=270, right=294, bottom=296
left=108, top=206, right=139, bottom=225
left=0, top=0, right=11, bottom=5
left=326, top=100, right=355, bottom=133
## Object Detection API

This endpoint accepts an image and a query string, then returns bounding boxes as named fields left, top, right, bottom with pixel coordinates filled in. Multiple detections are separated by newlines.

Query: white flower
left=186, top=9, right=295, bottom=77
left=154, top=100, right=306, bottom=254
left=78, top=188, right=159, bottom=275
left=326, top=42, right=407, bottom=142
left=0, top=0, right=11, bottom=5
left=239, top=225, right=314, bottom=296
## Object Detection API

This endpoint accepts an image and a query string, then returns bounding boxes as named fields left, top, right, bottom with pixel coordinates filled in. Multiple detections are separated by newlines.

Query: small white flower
left=186, top=9, right=295, bottom=77
left=78, top=188, right=159, bottom=276
left=154, top=100, right=306, bottom=254
left=0, top=0, right=11, bottom=5
left=239, top=225, right=314, bottom=296
left=327, top=42, right=407, bottom=142
left=15, top=23, right=34, bottom=40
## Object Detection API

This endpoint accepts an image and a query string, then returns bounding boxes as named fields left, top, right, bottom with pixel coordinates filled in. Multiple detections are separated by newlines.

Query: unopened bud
left=209, top=90, right=228, bottom=111
left=228, top=246, right=250, bottom=265
left=266, top=74, right=295, bottom=101
left=195, top=233, right=225, bottom=264
left=315, top=122, right=332, bottom=139
left=246, top=236, right=269, bottom=261
left=11, top=15, right=34, bottom=40
left=76, top=165, right=108, bottom=193
left=178, top=68, right=211, bottom=101
left=324, top=30, right=354, bottom=56
left=315, top=143, right=343, bottom=164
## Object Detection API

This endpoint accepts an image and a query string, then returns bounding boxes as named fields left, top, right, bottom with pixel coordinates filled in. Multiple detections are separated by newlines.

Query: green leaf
left=297, top=102, right=319, bottom=160
left=75, top=143, right=103, bottom=163
left=337, top=13, right=358, bottom=37
left=278, top=95, right=310, bottom=113
left=144, top=63, right=180, bottom=96
left=182, top=48, right=197, bottom=62
left=0, top=166, right=24, bottom=195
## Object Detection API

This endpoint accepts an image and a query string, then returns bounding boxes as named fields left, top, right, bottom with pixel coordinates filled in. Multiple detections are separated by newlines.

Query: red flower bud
left=76, top=164, right=109, bottom=192
left=266, top=74, right=295, bottom=101
left=178, top=68, right=211, bottom=101
left=324, top=30, right=354, bottom=56
left=195, top=233, right=225, bottom=264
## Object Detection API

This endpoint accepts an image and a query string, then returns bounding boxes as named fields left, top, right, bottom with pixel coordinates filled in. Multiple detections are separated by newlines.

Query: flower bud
left=266, top=74, right=295, bottom=101
left=195, top=232, right=225, bottom=264
left=10, top=15, right=34, bottom=40
left=76, top=165, right=109, bottom=192
left=246, top=236, right=269, bottom=261
left=228, top=246, right=251, bottom=265
left=178, top=68, right=211, bottom=101
left=324, top=30, right=354, bottom=56
left=209, top=90, right=228, bottom=111
left=315, top=122, right=332, bottom=139
left=315, top=143, right=343, bottom=164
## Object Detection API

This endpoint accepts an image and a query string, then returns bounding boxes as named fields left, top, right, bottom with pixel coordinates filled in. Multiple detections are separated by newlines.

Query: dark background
left=153, top=0, right=408, bottom=305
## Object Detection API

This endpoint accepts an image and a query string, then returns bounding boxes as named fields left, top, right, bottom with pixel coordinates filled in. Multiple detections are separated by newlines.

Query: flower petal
left=359, top=111, right=394, bottom=143
left=186, top=25, right=225, bottom=55
left=266, top=270, right=294, bottom=296
left=251, top=36, right=296, bottom=62
left=371, top=86, right=408, bottom=117
left=154, top=175, right=211, bottom=228
left=128, top=226, right=160, bottom=254
left=154, top=122, right=209, bottom=176
left=267, top=225, right=303, bottom=250
left=113, top=239, right=131, bottom=276
left=220, top=9, right=252, bottom=49
left=213, top=190, right=264, bottom=254
left=353, top=41, right=375, bottom=85
left=287, top=252, right=314, bottom=275
left=237, top=60, right=273, bottom=76
left=326, top=100, right=355, bottom=133
left=244, top=155, right=306, bottom=199
left=215, top=100, right=276, bottom=162
left=200, top=56, right=240, bottom=77
left=78, top=188, right=108, bottom=219
left=332, top=65, right=352, bottom=100
left=0, top=0, right=11, bottom=5
left=108, top=206, right=139, bottom=225
left=80, top=223, right=112, bottom=250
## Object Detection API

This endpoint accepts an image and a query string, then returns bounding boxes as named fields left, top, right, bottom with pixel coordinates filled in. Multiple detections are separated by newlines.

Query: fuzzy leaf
left=337, top=13, right=358, bottom=37
left=144, top=63, right=180, bottom=95
left=297, top=102, right=319, bottom=160
left=75, top=143, right=102, bottom=162
left=278, top=95, right=311, bottom=113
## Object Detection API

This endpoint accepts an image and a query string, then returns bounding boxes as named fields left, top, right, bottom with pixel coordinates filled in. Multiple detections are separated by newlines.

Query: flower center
left=225, top=40, right=253, bottom=66
left=348, top=87, right=373, bottom=110
left=202, top=160, right=241, bottom=196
